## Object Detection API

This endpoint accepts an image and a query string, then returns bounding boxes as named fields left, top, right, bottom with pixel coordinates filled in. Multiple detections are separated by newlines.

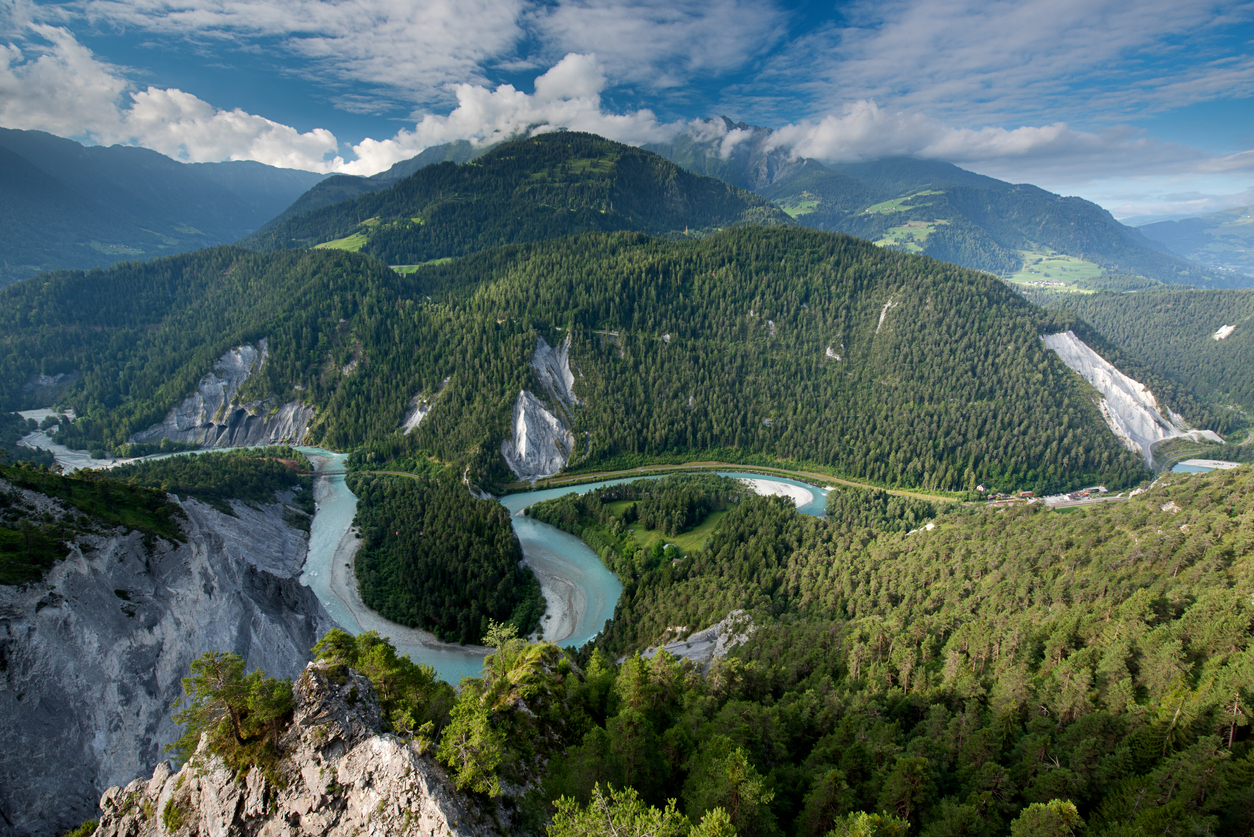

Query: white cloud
left=531, top=0, right=787, bottom=87
left=83, top=0, right=528, bottom=107
left=0, top=26, right=343, bottom=170
left=762, top=100, right=1254, bottom=188
left=124, top=87, right=340, bottom=169
left=0, top=25, right=129, bottom=140
left=341, top=53, right=679, bottom=174
left=760, top=0, right=1254, bottom=125
left=0, top=31, right=679, bottom=175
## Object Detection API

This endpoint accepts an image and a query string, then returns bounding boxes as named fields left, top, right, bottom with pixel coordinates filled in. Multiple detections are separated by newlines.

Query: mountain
left=1, top=224, right=1190, bottom=496
left=0, top=128, right=327, bottom=287
left=645, top=119, right=1247, bottom=290
left=257, top=139, right=482, bottom=231
left=245, top=132, right=792, bottom=264
left=1137, top=206, right=1254, bottom=278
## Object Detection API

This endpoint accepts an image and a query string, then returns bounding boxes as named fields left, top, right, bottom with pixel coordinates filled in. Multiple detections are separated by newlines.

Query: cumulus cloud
left=0, top=24, right=129, bottom=139
left=341, top=53, right=679, bottom=174
left=760, top=100, right=1254, bottom=187
left=0, top=25, right=342, bottom=169
left=0, top=31, right=678, bottom=175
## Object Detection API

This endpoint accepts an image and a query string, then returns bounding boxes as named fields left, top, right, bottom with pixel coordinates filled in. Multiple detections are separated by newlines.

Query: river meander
left=18, top=422, right=828, bottom=684
left=297, top=459, right=829, bottom=683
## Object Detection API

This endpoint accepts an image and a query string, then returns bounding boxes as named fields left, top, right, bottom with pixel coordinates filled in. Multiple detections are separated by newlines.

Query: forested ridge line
left=245, top=131, right=791, bottom=263
left=1, top=225, right=1190, bottom=495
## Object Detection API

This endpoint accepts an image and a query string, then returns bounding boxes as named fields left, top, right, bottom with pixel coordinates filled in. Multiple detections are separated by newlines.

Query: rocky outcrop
left=93, top=661, right=493, bottom=837
left=640, top=610, right=755, bottom=669
left=500, top=392, right=574, bottom=482
left=401, top=377, right=450, bottom=434
left=128, top=341, right=314, bottom=449
left=1042, top=331, right=1223, bottom=466
left=501, top=336, right=580, bottom=482
left=0, top=496, right=334, bottom=837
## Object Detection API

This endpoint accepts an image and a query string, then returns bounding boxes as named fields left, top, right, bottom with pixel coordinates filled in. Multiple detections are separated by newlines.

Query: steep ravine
left=0, top=494, right=335, bottom=837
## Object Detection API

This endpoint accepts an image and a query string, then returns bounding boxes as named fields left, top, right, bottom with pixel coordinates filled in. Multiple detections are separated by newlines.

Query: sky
left=2, top=0, right=1253, bottom=221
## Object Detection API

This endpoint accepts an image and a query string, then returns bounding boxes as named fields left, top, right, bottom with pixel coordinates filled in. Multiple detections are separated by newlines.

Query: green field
left=529, top=155, right=615, bottom=181
left=604, top=500, right=728, bottom=555
left=392, top=257, right=453, bottom=274
left=863, top=190, right=942, bottom=215
left=777, top=195, right=820, bottom=218
left=1002, top=248, right=1106, bottom=291
left=315, top=232, right=369, bottom=252
left=89, top=241, right=145, bottom=256
left=874, top=219, right=947, bottom=252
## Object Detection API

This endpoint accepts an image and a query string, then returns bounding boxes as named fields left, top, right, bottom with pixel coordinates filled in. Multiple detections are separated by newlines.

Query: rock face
left=93, top=661, right=493, bottom=837
left=1042, top=331, right=1223, bottom=466
left=641, top=610, right=755, bottom=669
left=0, top=495, right=334, bottom=837
left=401, top=377, right=450, bottom=434
left=501, top=335, right=580, bottom=482
left=128, top=341, right=314, bottom=449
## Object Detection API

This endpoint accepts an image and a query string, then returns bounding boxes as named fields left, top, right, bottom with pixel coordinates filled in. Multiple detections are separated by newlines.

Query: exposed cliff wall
left=1042, top=331, right=1223, bottom=466
left=0, top=495, right=334, bottom=837
left=129, top=341, right=314, bottom=449
left=93, top=661, right=495, bottom=837
left=500, top=336, right=580, bottom=482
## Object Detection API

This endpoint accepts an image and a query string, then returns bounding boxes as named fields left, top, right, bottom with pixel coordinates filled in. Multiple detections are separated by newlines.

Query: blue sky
left=2, top=0, right=1253, bottom=220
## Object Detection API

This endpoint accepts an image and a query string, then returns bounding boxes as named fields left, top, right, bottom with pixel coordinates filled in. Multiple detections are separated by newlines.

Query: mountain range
left=646, top=118, right=1245, bottom=289
left=0, top=128, right=327, bottom=287
left=1136, top=205, right=1254, bottom=279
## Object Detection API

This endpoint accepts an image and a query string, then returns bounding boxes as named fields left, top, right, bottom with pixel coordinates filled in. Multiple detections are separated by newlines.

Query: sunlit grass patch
left=315, top=232, right=368, bottom=252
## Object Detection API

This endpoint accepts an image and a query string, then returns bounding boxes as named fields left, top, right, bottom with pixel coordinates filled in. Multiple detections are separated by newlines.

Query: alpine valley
left=1, top=129, right=1252, bottom=837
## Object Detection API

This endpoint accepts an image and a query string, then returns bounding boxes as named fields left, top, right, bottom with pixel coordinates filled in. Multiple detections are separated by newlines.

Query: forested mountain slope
left=2, top=226, right=1175, bottom=494
left=1032, top=287, right=1254, bottom=412
left=644, top=120, right=1242, bottom=288
left=258, top=140, right=481, bottom=230
left=245, top=132, right=791, bottom=263
left=536, top=465, right=1254, bottom=836
left=0, top=128, right=326, bottom=287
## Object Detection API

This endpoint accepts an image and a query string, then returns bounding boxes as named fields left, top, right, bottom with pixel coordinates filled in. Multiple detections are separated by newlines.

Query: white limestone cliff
left=501, top=336, right=580, bottom=481
left=1042, top=331, right=1223, bottom=466
left=128, top=340, right=314, bottom=449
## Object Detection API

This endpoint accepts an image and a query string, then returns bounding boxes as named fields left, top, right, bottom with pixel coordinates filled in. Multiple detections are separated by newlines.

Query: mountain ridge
left=0, top=128, right=327, bottom=287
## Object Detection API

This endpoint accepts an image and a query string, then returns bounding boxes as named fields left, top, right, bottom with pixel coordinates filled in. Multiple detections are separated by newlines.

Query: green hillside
left=532, top=462, right=1254, bottom=836
left=764, top=158, right=1236, bottom=287
left=257, top=140, right=482, bottom=231
left=246, top=132, right=792, bottom=264
left=642, top=122, right=1242, bottom=288
left=1, top=227, right=1162, bottom=495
